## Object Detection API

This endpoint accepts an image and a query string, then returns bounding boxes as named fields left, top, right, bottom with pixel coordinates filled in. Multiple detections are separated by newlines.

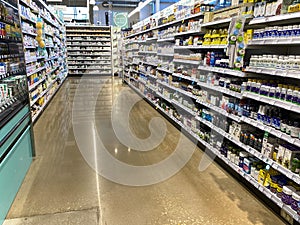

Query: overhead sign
left=113, top=12, right=128, bottom=28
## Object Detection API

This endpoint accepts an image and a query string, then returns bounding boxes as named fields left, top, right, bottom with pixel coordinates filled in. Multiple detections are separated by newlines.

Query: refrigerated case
left=0, top=0, right=34, bottom=223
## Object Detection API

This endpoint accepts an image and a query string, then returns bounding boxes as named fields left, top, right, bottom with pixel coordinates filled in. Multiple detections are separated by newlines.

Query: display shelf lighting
left=128, top=0, right=153, bottom=18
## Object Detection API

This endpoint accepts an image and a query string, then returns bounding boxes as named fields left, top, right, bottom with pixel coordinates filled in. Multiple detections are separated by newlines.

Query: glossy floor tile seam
left=5, top=207, right=100, bottom=220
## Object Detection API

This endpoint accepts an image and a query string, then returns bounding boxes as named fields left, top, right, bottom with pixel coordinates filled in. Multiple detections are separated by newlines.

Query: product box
left=243, top=157, right=253, bottom=174
left=261, top=142, right=274, bottom=159
left=282, top=0, right=294, bottom=14
left=274, top=145, right=282, bottom=163
left=258, top=169, right=272, bottom=187
left=283, top=148, right=300, bottom=169
left=203, top=12, right=214, bottom=23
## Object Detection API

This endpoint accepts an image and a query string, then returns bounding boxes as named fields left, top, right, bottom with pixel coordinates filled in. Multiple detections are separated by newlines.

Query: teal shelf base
left=0, top=107, right=33, bottom=225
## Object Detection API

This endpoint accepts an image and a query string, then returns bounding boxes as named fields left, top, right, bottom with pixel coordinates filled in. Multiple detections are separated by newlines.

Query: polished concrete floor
left=4, top=77, right=285, bottom=225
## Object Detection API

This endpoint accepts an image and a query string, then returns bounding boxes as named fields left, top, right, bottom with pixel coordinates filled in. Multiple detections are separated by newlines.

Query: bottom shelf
left=124, top=79, right=300, bottom=224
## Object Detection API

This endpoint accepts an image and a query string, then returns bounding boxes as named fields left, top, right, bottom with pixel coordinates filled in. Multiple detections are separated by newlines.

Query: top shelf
left=66, top=25, right=110, bottom=29
left=125, top=12, right=204, bottom=39
left=249, top=12, right=300, bottom=26
left=66, top=30, right=111, bottom=34
left=201, top=18, right=232, bottom=27
left=36, top=0, right=64, bottom=25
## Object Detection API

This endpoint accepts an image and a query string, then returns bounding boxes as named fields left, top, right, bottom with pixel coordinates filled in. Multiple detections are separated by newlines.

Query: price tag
left=258, top=185, right=264, bottom=192
left=276, top=100, right=289, bottom=109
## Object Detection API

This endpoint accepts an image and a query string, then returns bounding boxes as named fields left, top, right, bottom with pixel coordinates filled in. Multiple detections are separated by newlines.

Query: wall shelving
left=122, top=5, right=300, bottom=224
left=19, top=0, right=67, bottom=123
left=0, top=0, right=35, bottom=223
left=66, top=25, right=112, bottom=76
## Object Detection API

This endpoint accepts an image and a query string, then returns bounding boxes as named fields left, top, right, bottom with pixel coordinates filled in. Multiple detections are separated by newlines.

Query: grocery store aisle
left=4, top=77, right=284, bottom=225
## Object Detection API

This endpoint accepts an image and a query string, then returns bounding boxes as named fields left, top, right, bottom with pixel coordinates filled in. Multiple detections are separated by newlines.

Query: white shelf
left=20, top=15, right=35, bottom=24
left=157, top=37, right=175, bottom=42
left=68, top=58, right=110, bottom=61
left=196, top=99, right=241, bottom=122
left=201, top=18, right=232, bottom=27
left=157, top=53, right=174, bottom=57
left=139, top=51, right=157, bottom=54
left=125, top=48, right=139, bottom=52
left=20, top=0, right=38, bottom=11
left=249, top=12, right=300, bottom=25
left=139, top=61, right=157, bottom=67
left=27, top=66, right=46, bottom=77
left=67, top=39, right=110, bottom=42
left=67, top=34, right=110, bottom=37
left=36, top=56, right=46, bottom=60
left=243, top=92, right=300, bottom=114
left=198, top=65, right=245, bottom=77
left=138, top=69, right=148, bottom=74
left=241, top=116, right=300, bottom=148
left=125, top=12, right=204, bottom=39
left=29, top=77, right=46, bottom=91
left=67, top=49, right=111, bottom=52
left=171, top=100, right=197, bottom=116
left=22, top=30, right=37, bottom=36
left=138, top=78, right=147, bottom=85
left=173, top=59, right=201, bottom=65
left=156, top=67, right=173, bottom=74
left=248, top=37, right=300, bottom=45
left=172, top=73, right=198, bottom=82
left=68, top=63, right=111, bottom=65
left=68, top=73, right=112, bottom=75
left=174, top=30, right=204, bottom=36
left=25, top=57, right=37, bottom=64
left=67, top=44, right=111, bottom=47
left=197, top=81, right=243, bottom=99
left=155, top=91, right=171, bottom=102
left=66, top=30, right=110, bottom=33
left=174, top=45, right=227, bottom=50
left=68, top=54, right=111, bottom=56
left=156, top=80, right=197, bottom=100
left=31, top=79, right=64, bottom=123
left=130, top=69, right=139, bottom=73
left=68, top=67, right=111, bottom=70
left=146, top=37, right=158, bottom=41
left=245, top=66, right=300, bottom=79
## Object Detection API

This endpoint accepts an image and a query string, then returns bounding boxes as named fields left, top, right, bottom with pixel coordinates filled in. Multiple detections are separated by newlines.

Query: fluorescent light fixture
left=128, top=0, right=153, bottom=18
left=89, top=0, right=95, bottom=5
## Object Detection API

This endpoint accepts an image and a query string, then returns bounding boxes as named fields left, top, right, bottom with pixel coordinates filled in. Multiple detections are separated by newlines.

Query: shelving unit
left=122, top=2, right=300, bottom=223
left=112, top=27, right=122, bottom=76
left=0, top=0, right=35, bottom=223
left=66, top=25, right=112, bottom=76
left=19, top=0, right=67, bottom=123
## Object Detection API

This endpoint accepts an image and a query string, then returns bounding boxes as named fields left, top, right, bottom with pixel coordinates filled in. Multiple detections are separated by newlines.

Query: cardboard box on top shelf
left=213, top=3, right=254, bottom=21
left=204, top=12, right=214, bottom=23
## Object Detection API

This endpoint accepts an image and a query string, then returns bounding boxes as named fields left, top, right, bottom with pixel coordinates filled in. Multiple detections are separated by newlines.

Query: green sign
left=113, top=12, right=128, bottom=28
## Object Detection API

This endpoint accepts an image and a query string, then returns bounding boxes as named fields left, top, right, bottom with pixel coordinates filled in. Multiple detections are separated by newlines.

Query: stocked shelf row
left=31, top=76, right=66, bottom=123
left=122, top=1, right=300, bottom=223
left=125, top=78, right=300, bottom=222
left=19, top=0, right=67, bottom=121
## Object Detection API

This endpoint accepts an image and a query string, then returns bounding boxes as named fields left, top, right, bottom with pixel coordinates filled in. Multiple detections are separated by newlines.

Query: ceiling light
left=93, top=5, right=98, bottom=10
left=90, top=0, right=96, bottom=5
